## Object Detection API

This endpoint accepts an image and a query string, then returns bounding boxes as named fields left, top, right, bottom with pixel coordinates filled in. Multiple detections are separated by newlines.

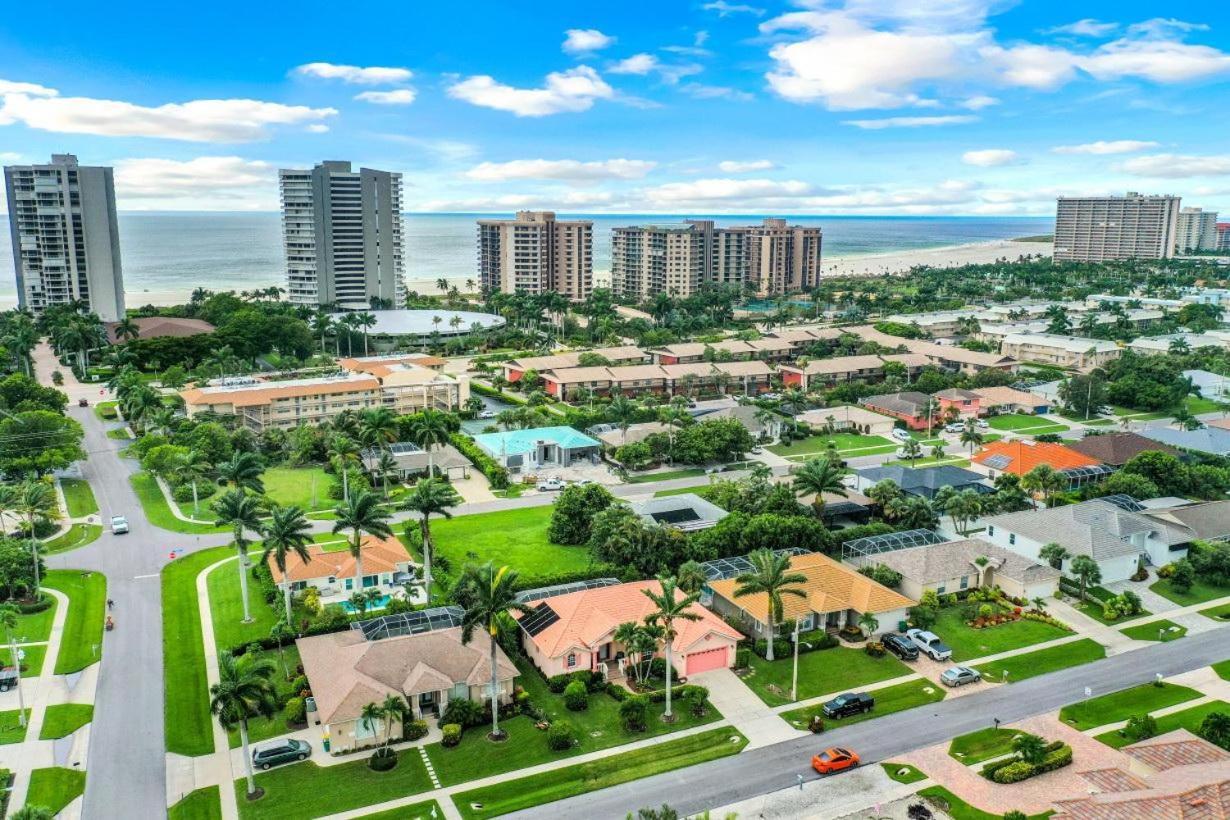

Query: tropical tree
left=1022, top=464, right=1066, bottom=507
left=0, top=604, right=26, bottom=726
left=676, top=560, right=707, bottom=595
left=332, top=490, right=393, bottom=591
left=791, top=456, right=846, bottom=517
left=857, top=611, right=879, bottom=637
left=213, top=489, right=264, bottom=622
left=170, top=449, right=213, bottom=515
left=1012, top=732, right=1048, bottom=766
left=1070, top=554, right=1102, bottom=600
left=608, top=395, right=638, bottom=444
left=458, top=562, right=527, bottom=739
left=402, top=478, right=461, bottom=605
left=734, top=550, right=807, bottom=661
left=959, top=418, right=984, bottom=454
left=373, top=450, right=400, bottom=498
left=1198, top=711, right=1230, bottom=750
left=900, top=438, right=923, bottom=465
left=327, top=434, right=360, bottom=502
left=1038, top=542, right=1070, bottom=570
left=217, top=451, right=265, bottom=495
left=359, top=407, right=399, bottom=451
left=642, top=576, right=701, bottom=720
left=210, top=651, right=278, bottom=798
left=379, top=693, right=407, bottom=754
left=260, top=505, right=314, bottom=622
left=944, top=489, right=983, bottom=536
left=114, top=316, right=141, bottom=342
left=18, top=480, right=55, bottom=593
left=407, top=409, right=452, bottom=478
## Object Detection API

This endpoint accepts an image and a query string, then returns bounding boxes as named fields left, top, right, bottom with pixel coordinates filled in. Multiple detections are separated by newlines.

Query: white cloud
left=1052, top=140, right=1160, bottom=155
left=642, top=177, right=812, bottom=205
left=703, top=1, right=765, bottom=17
left=961, top=149, right=1022, bottom=167
left=292, top=62, right=413, bottom=85
left=306, top=124, right=330, bottom=133
left=1046, top=19, right=1119, bottom=37
left=842, top=115, right=976, bottom=129
left=0, top=86, right=336, bottom=142
left=718, top=159, right=774, bottom=172
left=680, top=84, right=753, bottom=101
left=464, top=158, right=655, bottom=183
left=1081, top=39, right=1230, bottom=82
left=960, top=95, right=999, bottom=109
left=1127, top=18, right=1209, bottom=38
left=112, top=156, right=275, bottom=209
left=1120, top=153, right=1230, bottom=178
left=0, top=80, right=57, bottom=97
left=562, top=29, right=615, bottom=54
left=609, top=54, right=658, bottom=75
left=354, top=89, right=417, bottom=105
left=414, top=190, right=615, bottom=212
left=980, top=43, right=1080, bottom=89
left=447, top=66, right=613, bottom=117
left=0, top=151, right=21, bottom=162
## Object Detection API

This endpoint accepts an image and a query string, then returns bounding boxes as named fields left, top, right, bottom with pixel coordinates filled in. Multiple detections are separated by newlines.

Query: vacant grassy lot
left=59, top=478, right=98, bottom=517
left=169, top=786, right=222, bottom=820
left=206, top=556, right=279, bottom=653
left=974, top=638, right=1105, bottom=683
left=1096, top=700, right=1230, bottom=749
left=1059, top=682, right=1202, bottom=731
left=39, top=703, right=94, bottom=740
left=26, top=766, right=87, bottom=816
left=769, top=433, right=893, bottom=457
left=131, top=472, right=228, bottom=535
left=781, top=679, right=945, bottom=730
left=42, top=523, right=103, bottom=554
left=987, top=414, right=1067, bottom=433
left=626, top=468, right=706, bottom=483
left=932, top=606, right=1071, bottom=662
left=42, top=569, right=106, bottom=674
left=948, top=726, right=1025, bottom=764
left=1150, top=576, right=1230, bottom=607
left=235, top=752, right=432, bottom=820
left=263, top=466, right=332, bottom=510
left=1120, top=619, right=1188, bottom=642
left=743, top=646, right=909, bottom=706
left=421, top=506, right=590, bottom=580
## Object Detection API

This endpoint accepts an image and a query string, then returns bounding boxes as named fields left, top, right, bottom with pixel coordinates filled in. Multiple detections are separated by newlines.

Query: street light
left=790, top=618, right=801, bottom=703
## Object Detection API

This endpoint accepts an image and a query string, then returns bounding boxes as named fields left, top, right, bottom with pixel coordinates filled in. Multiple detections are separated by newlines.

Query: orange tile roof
left=971, top=439, right=1102, bottom=475
left=516, top=580, right=742, bottom=658
left=181, top=375, right=381, bottom=408
left=708, top=552, right=914, bottom=623
left=267, top=534, right=411, bottom=584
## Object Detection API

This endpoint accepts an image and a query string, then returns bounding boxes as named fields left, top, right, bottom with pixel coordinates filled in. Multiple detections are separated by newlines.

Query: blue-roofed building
left=852, top=465, right=993, bottom=500
left=1140, top=426, right=1230, bottom=457
left=472, top=426, right=601, bottom=473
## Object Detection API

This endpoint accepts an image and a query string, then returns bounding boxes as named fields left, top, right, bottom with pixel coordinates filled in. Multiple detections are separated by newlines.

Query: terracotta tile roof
left=340, top=354, right=447, bottom=375
left=1067, top=432, right=1181, bottom=466
left=181, top=374, right=380, bottom=408
left=972, top=386, right=1051, bottom=407
left=515, top=580, right=742, bottom=659
left=784, top=355, right=885, bottom=376
left=971, top=439, right=1102, bottom=475
left=105, top=316, right=215, bottom=344
left=708, top=552, right=913, bottom=624
left=267, top=534, right=411, bottom=584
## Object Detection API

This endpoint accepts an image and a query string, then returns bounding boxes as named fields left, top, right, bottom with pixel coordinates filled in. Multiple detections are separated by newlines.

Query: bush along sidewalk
left=980, top=736, right=1073, bottom=784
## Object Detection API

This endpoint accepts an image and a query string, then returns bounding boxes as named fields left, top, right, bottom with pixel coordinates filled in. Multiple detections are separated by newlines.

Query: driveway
left=690, top=668, right=802, bottom=749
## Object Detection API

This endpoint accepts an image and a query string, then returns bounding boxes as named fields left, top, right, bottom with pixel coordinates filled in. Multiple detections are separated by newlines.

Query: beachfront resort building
left=1053, top=193, right=1181, bottom=262
left=744, top=218, right=823, bottom=296
left=477, top=211, right=592, bottom=301
left=1175, top=206, right=1219, bottom=252
left=611, top=220, right=750, bottom=300
left=3, top=154, right=125, bottom=321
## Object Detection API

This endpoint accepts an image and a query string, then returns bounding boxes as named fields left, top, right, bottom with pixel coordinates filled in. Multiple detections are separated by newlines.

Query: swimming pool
left=740, top=299, right=815, bottom=313
left=338, top=595, right=391, bottom=614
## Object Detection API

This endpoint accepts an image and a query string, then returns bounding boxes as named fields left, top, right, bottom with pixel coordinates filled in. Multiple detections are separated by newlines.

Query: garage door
left=685, top=647, right=728, bottom=675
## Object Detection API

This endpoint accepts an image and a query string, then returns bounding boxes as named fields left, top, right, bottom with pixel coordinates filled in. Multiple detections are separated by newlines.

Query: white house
left=267, top=534, right=421, bottom=610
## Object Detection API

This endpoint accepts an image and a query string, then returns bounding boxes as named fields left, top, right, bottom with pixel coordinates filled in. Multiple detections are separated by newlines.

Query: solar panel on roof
left=351, top=605, right=464, bottom=641
left=519, top=603, right=560, bottom=637
left=983, top=455, right=1012, bottom=470
left=651, top=509, right=702, bottom=525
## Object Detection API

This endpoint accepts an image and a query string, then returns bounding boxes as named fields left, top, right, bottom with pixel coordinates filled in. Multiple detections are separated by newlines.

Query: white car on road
left=110, top=515, right=129, bottom=534
left=890, top=429, right=912, bottom=443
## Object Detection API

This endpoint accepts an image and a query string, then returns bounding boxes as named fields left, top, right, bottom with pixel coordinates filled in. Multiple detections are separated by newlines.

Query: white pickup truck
left=905, top=628, right=952, bottom=661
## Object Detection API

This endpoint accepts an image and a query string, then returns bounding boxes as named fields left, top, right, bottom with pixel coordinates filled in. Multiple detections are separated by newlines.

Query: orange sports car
left=811, top=746, right=860, bottom=775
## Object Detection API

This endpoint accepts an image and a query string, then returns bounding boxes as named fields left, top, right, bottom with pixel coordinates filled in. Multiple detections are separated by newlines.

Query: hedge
left=449, top=432, right=511, bottom=489
left=470, top=381, right=528, bottom=406
left=982, top=741, right=1072, bottom=784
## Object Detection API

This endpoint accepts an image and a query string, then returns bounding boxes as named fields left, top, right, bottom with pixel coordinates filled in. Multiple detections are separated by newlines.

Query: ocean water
left=0, top=212, right=1050, bottom=306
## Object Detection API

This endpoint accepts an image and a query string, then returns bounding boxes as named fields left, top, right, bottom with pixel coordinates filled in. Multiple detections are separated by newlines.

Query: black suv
left=822, top=692, right=875, bottom=718
left=883, top=633, right=919, bottom=661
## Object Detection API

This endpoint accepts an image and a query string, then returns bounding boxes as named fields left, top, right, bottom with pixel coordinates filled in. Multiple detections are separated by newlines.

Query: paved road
left=511, top=624, right=1230, bottom=819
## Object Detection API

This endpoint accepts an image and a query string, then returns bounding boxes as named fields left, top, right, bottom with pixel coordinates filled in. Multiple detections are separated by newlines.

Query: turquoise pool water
left=338, top=595, right=391, bottom=614
left=740, top=299, right=814, bottom=313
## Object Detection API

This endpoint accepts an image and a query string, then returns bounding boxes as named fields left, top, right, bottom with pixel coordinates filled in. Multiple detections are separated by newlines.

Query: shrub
left=865, top=641, right=885, bottom=658
left=734, top=648, right=751, bottom=669
left=682, top=686, right=709, bottom=716
left=1004, top=812, right=1027, bottom=820
left=1156, top=563, right=1175, bottom=579
left=284, top=696, right=306, bottom=725
left=450, top=432, right=510, bottom=490
left=620, top=695, right=649, bottom=731
left=441, top=724, right=462, bottom=748
left=289, top=675, right=309, bottom=697
left=441, top=697, right=484, bottom=728
left=808, top=714, right=825, bottom=733
left=990, top=761, right=1036, bottom=784
left=753, top=638, right=792, bottom=659
left=547, top=720, right=577, bottom=751
left=403, top=720, right=429, bottom=741
left=546, top=674, right=571, bottom=694
left=563, top=680, right=589, bottom=711
left=605, top=682, right=628, bottom=702
left=1125, top=713, right=1157, bottom=741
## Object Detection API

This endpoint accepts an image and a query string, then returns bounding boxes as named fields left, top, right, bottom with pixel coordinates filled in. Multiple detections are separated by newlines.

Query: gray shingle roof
left=983, top=500, right=1192, bottom=562
left=1140, top=427, right=1230, bottom=456
left=1144, top=500, right=1230, bottom=541
left=852, top=538, right=1060, bottom=587
left=856, top=465, right=993, bottom=494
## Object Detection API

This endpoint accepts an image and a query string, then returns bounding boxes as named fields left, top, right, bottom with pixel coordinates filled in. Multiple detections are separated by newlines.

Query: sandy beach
left=822, top=238, right=1051, bottom=278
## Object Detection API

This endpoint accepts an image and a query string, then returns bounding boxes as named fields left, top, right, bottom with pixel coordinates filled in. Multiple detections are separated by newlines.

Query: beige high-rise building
left=742, top=218, right=823, bottom=296
left=476, top=211, right=592, bottom=301
left=1175, top=207, right=1219, bottom=252
left=611, top=220, right=718, bottom=300
left=1053, top=193, right=1181, bottom=262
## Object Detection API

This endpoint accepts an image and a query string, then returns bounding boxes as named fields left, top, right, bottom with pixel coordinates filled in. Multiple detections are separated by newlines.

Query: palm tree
left=114, top=317, right=141, bottom=342
left=607, top=395, right=638, bottom=444
left=359, top=700, right=383, bottom=747
left=373, top=450, right=399, bottom=498
left=676, top=560, right=707, bottom=594
left=0, top=484, right=17, bottom=538
left=458, top=562, right=527, bottom=739
left=1012, top=732, right=1047, bottom=766
left=791, top=456, right=846, bottom=517
left=1038, top=542, right=1069, bottom=570
left=857, top=611, right=879, bottom=638
left=0, top=604, right=26, bottom=726
left=959, top=418, right=983, bottom=454
left=944, top=489, right=983, bottom=536
left=1022, top=464, right=1065, bottom=507
left=734, top=550, right=807, bottom=662
left=379, top=693, right=407, bottom=754
left=328, top=435, right=360, bottom=502
left=407, top=410, right=451, bottom=478
left=642, top=576, right=701, bottom=720
left=900, top=438, right=923, bottom=465
left=18, top=481, right=55, bottom=593
left=356, top=312, right=377, bottom=355
left=213, top=489, right=264, bottom=623
left=332, top=490, right=393, bottom=592
left=261, top=505, right=313, bottom=622
left=210, top=651, right=278, bottom=798
left=217, top=452, right=265, bottom=495
left=1070, top=555, right=1102, bottom=600
left=311, top=313, right=333, bottom=353
left=402, top=478, right=461, bottom=605
left=359, top=408, right=399, bottom=451
left=170, top=450, right=213, bottom=516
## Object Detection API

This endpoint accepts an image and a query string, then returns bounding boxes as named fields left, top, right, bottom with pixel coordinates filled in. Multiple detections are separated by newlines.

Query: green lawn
left=164, top=546, right=233, bottom=756
left=1059, top=682, right=1202, bottom=731
left=987, top=414, right=1067, bottom=433
left=10, top=644, right=45, bottom=678
left=352, top=800, right=445, bottom=820
left=1120, top=619, right=1188, bottom=642
left=768, top=433, right=892, bottom=457
left=948, top=726, right=1025, bottom=764
left=227, top=645, right=302, bottom=748
left=59, top=478, right=98, bottom=517
left=235, top=751, right=433, bottom=820
left=885, top=457, right=971, bottom=468
left=453, top=727, right=748, bottom=820
left=25, top=767, right=87, bottom=816
left=262, top=466, right=332, bottom=511
left=1111, top=406, right=1170, bottom=421
left=932, top=606, right=1072, bottom=662
left=131, top=471, right=229, bottom=534
left=0, top=709, right=29, bottom=744
left=169, top=786, right=223, bottom=820
left=42, top=523, right=103, bottom=554
left=39, top=703, right=94, bottom=740
left=974, top=638, right=1106, bottom=683
left=653, top=486, right=707, bottom=498
left=42, top=569, right=106, bottom=674
left=206, top=556, right=280, bottom=654
left=1096, top=700, right=1230, bottom=749
left=781, top=679, right=945, bottom=730
left=918, top=785, right=1053, bottom=820
left=625, top=468, right=706, bottom=484
left=1076, top=587, right=1153, bottom=625
left=882, top=762, right=927, bottom=784
left=1186, top=396, right=1220, bottom=415
left=14, top=598, right=57, bottom=643
left=743, top=646, right=910, bottom=706
left=1215, top=659, right=1230, bottom=681
left=1083, top=419, right=1114, bottom=427
left=1150, top=577, right=1230, bottom=607
left=420, top=506, right=591, bottom=580
left=106, top=427, right=132, bottom=440
left=1203, top=602, right=1230, bottom=622
left=93, top=401, right=118, bottom=421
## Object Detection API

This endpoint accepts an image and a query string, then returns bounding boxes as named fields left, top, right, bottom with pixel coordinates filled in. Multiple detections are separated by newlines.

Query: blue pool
left=740, top=299, right=815, bottom=313
left=338, top=595, right=391, bottom=614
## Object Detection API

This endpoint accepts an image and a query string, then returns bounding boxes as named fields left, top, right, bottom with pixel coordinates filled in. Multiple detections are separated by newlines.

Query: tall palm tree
left=356, top=312, right=377, bottom=355
left=642, top=576, right=701, bottom=720
left=0, top=484, right=17, bottom=538
left=0, top=604, right=26, bottom=726
left=373, top=450, right=399, bottom=498
left=379, top=693, right=407, bottom=754
left=959, top=418, right=984, bottom=454
left=359, top=408, right=399, bottom=451
left=676, top=560, right=707, bottom=594
left=332, top=490, right=393, bottom=592
left=1012, top=732, right=1048, bottom=766
left=792, top=456, right=846, bottom=517
left=217, top=452, right=265, bottom=495
left=114, top=317, right=141, bottom=342
left=407, top=410, right=451, bottom=478
left=261, top=505, right=314, bottom=622
left=607, top=395, right=638, bottom=444
left=311, top=313, right=333, bottom=354
left=327, top=435, right=360, bottom=502
left=733, top=550, right=807, bottom=662
left=5, top=315, right=38, bottom=377
left=458, top=562, right=527, bottom=739
left=359, top=701, right=383, bottom=747
left=170, top=450, right=213, bottom=516
left=1022, top=464, right=1065, bottom=508
left=210, top=651, right=278, bottom=797
left=213, top=489, right=264, bottom=623
left=402, top=478, right=461, bottom=605
left=18, top=481, right=55, bottom=593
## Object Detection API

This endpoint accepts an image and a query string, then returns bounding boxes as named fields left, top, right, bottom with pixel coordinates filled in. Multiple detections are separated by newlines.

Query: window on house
left=344, top=578, right=353, bottom=591
left=937, top=585, right=946, bottom=594
left=960, top=576, right=969, bottom=590
left=566, top=653, right=576, bottom=668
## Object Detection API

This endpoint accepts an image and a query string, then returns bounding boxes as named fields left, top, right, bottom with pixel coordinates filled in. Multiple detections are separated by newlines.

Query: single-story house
left=297, top=625, right=517, bottom=752
left=859, top=391, right=934, bottom=430
left=847, top=538, right=1060, bottom=602
left=934, top=388, right=983, bottom=418
left=1140, top=426, right=1230, bottom=457
left=692, top=404, right=781, bottom=439
left=631, top=493, right=728, bottom=532
left=1066, top=432, right=1181, bottom=467
left=360, top=442, right=471, bottom=481
left=472, top=426, right=601, bottom=473
left=971, top=386, right=1051, bottom=415
left=707, top=552, right=914, bottom=637
left=1142, top=499, right=1230, bottom=542
left=591, top=421, right=671, bottom=449
left=981, top=499, right=1193, bottom=583
left=852, top=464, right=992, bottom=500
left=516, top=580, right=743, bottom=679
left=970, top=439, right=1111, bottom=489
left=798, top=404, right=896, bottom=437
left=267, top=534, right=419, bottom=608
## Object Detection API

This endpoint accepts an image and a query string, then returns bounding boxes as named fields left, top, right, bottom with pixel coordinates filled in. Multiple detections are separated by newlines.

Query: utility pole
left=791, top=618, right=801, bottom=702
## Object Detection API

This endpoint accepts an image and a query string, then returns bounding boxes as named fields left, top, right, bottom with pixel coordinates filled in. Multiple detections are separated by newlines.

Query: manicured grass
left=768, top=433, right=892, bottom=457
left=653, top=486, right=707, bottom=498
left=885, top=457, right=971, bottom=468
left=93, top=401, right=118, bottom=421
left=974, top=638, right=1105, bottom=683
left=226, top=645, right=302, bottom=749
left=1150, top=577, right=1230, bottom=607
left=353, top=800, right=445, bottom=820
left=1083, top=419, right=1113, bottom=426
left=743, top=646, right=910, bottom=706
left=0, top=709, right=29, bottom=744
left=987, top=414, right=1066, bottom=432
left=781, top=679, right=945, bottom=730
left=235, top=751, right=433, bottom=820
left=263, top=466, right=332, bottom=511
left=42, top=523, right=103, bottom=554
left=106, top=427, right=132, bottom=440
left=1201, top=602, right=1230, bottom=622
left=26, top=766, right=87, bottom=816
left=169, top=786, right=223, bottom=820
left=39, top=703, right=94, bottom=740
left=931, top=607, right=1072, bottom=662
left=882, top=762, right=927, bottom=784
left=164, top=546, right=233, bottom=756
left=1120, top=619, right=1188, bottom=642
left=14, top=597, right=57, bottom=643
left=947, top=726, right=1025, bottom=764
left=12, top=644, right=45, bottom=678
left=784, top=444, right=897, bottom=461
left=453, top=727, right=748, bottom=820
left=1059, top=682, right=1202, bottom=731
left=421, top=506, right=590, bottom=580
left=1111, top=407, right=1169, bottom=421
left=206, top=557, right=280, bottom=654
left=131, top=472, right=229, bottom=534
left=1215, top=659, right=1230, bottom=681
left=1186, top=396, right=1220, bottom=415
left=1096, top=700, right=1230, bottom=749
left=919, top=785, right=1053, bottom=820
left=42, top=569, right=106, bottom=674
left=626, top=468, right=706, bottom=483
left=60, top=478, right=98, bottom=517
left=1075, top=587, right=1152, bottom=625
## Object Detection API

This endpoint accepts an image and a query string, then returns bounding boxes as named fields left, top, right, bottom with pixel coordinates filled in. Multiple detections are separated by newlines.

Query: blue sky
left=1, top=0, right=1228, bottom=215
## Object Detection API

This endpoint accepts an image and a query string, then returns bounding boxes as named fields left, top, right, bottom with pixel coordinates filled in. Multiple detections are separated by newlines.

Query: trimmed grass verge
left=919, top=785, right=1052, bottom=820
left=43, top=523, right=103, bottom=555
left=453, top=727, right=749, bottom=820
left=39, top=703, right=94, bottom=740
left=1096, top=700, right=1230, bottom=749
left=1201, top=602, right=1230, bottom=622
left=169, top=786, right=223, bottom=820
left=881, top=762, right=927, bottom=784
left=1150, top=577, right=1230, bottom=607
left=131, top=471, right=228, bottom=535
left=26, top=766, right=87, bottom=816
left=743, top=646, right=909, bottom=706
left=932, top=607, right=1071, bottom=662
left=625, top=468, right=706, bottom=484
left=781, top=679, right=944, bottom=730
left=13, top=645, right=45, bottom=678
left=235, top=751, right=433, bottom=820
left=60, top=478, right=98, bottom=517
left=1120, top=619, right=1187, bottom=642
left=1060, top=682, right=1201, bottom=731
left=769, top=433, right=892, bottom=457
left=42, top=569, right=106, bottom=674
left=974, top=638, right=1105, bottom=683
left=1215, top=659, right=1230, bottom=681
left=354, top=801, right=445, bottom=820
left=0, top=709, right=29, bottom=744
left=947, top=726, right=1024, bottom=764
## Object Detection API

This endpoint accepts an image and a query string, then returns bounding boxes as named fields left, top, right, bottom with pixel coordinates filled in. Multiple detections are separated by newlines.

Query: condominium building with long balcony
left=1053, top=193, right=1181, bottom=262
left=611, top=219, right=751, bottom=300
left=476, top=211, right=592, bottom=301
left=1175, top=207, right=1219, bottom=252
left=744, top=218, right=823, bottom=296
